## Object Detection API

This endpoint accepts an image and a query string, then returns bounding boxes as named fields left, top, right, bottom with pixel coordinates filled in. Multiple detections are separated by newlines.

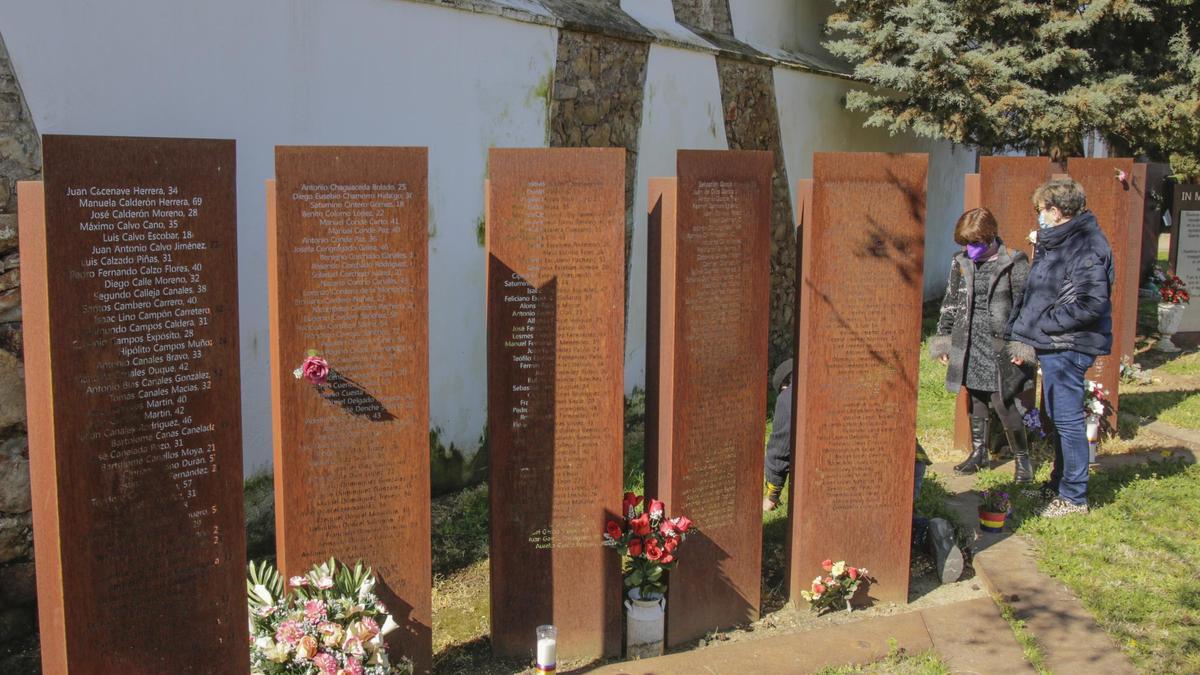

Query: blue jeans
left=1038, top=349, right=1095, bottom=506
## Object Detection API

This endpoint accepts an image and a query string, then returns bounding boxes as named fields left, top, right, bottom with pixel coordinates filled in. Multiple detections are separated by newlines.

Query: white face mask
left=1038, top=210, right=1055, bottom=228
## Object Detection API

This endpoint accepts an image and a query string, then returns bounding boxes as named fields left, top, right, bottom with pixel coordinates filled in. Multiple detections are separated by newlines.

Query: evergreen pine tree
left=825, top=0, right=1199, bottom=177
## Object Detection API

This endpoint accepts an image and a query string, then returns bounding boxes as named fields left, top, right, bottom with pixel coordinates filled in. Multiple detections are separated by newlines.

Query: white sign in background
left=1175, top=210, right=1200, bottom=332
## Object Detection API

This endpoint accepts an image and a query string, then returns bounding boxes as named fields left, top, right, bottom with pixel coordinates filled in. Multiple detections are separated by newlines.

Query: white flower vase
left=1157, top=302, right=1185, bottom=352
left=1086, top=414, right=1101, bottom=464
left=625, top=588, right=665, bottom=659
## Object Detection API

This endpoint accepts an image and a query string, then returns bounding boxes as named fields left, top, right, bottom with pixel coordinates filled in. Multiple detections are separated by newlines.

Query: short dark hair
left=953, top=207, right=999, bottom=245
left=1033, top=178, right=1086, bottom=217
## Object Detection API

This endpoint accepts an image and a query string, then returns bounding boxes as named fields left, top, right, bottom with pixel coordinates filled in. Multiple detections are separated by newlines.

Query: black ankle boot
left=1007, top=427, right=1033, bottom=483
left=955, top=415, right=990, bottom=475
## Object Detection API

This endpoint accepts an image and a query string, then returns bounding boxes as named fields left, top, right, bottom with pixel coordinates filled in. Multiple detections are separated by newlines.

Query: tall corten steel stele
left=788, top=152, right=927, bottom=607
left=645, top=149, right=772, bottom=646
left=22, top=135, right=247, bottom=673
left=486, top=148, right=625, bottom=661
left=267, top=146, right=432, bottom=673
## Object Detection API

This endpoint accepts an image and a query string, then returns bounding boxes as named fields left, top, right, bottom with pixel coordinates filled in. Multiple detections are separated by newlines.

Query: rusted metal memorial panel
left=788, top=152, right=927, bottom=607
left=268, top=146, right=432, bottom=672
left=486, top=148, right=625, bottom=661
left=23, top=135, right=247, bottom=673
left=645, top=150, right=772, bottom=646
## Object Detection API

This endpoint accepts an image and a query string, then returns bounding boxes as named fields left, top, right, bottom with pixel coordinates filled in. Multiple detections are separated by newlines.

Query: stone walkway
left=933, top=439, right=1200, bottom=675
left=936, top=458, right=1138, bottom=675
left=584, top=432, right=1200, bottom=674
left=587, top=598, right=1032, bottom=674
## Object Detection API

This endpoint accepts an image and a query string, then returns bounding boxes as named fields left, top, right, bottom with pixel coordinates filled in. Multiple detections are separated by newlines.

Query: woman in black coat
left=930, top=208, right=1038, bottom=481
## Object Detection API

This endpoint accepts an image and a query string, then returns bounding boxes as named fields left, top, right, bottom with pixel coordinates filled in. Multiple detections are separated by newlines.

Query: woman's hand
left=939, top=355, right=949, bottom=365
left=1011, top=357, right=1024, bottom=366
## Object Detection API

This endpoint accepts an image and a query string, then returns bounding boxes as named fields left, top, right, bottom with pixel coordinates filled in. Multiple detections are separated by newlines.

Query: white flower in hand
left=1027, top=230, right=1038, bottom=245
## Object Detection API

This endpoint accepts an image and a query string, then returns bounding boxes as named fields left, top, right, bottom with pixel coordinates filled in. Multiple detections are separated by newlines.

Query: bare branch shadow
left=805, top=278, right=919, bottom=394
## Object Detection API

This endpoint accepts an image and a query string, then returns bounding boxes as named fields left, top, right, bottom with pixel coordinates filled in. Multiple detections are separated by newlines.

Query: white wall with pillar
left=0, top=0, right=558, bottom=473
left=1, top=0, right=973, bottom=476
left=773, top=69, right=976, bottom=300
left=623, top=41, right=729, bottom=390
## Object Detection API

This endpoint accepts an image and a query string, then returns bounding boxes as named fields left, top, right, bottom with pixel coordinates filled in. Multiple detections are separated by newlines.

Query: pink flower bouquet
left=247, top=558, right=411, bottom=674
left=800, top=559, right=872, bottom=613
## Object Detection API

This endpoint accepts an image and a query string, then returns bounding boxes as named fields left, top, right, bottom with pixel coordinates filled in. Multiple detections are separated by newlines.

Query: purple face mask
left=967, top=240, right=996, bottom=261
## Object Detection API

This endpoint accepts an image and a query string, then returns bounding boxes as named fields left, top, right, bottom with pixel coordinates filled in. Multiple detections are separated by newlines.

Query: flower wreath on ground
left=248, top=558, right=413, bottom=675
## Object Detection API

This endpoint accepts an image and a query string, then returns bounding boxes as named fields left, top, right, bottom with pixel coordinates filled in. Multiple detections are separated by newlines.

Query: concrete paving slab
left=921, top=597, right=1035, bottom=674
left=585, top=611, right=932, bottom=674
left=972, top=535, right=1137, bottom=674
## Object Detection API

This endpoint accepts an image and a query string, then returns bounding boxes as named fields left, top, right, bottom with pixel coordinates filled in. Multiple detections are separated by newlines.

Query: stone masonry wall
left=670, top=0, right=735, bottom=35
left=0, top=31, right=42, bottom=669
left=548, top=28, right=650, bottom=327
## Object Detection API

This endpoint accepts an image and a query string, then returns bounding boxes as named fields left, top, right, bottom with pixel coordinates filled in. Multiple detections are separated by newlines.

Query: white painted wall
left=2, top=0, right=973, bottom=473
left=620, top=0, right=678, bottom=25
left=728, top=0, right=840, bottom=59
left=624, top=44, right=728, bottom=390
left=1, top=0, right=558, bottom=473
left=620, top=0, right=714, bottom=49
left=728, top=0, right=803, bottom=53
left=773, top=68, right=976, bottom=299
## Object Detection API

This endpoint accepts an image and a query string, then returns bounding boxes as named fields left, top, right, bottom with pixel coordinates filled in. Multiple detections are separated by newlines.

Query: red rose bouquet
left=1153, top=267, right=1190, bottom=305
left=603, top=492, right=691, bottom=599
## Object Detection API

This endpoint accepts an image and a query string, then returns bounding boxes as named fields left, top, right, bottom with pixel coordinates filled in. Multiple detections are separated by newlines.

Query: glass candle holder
left=535, top=624, right=557, bottom=673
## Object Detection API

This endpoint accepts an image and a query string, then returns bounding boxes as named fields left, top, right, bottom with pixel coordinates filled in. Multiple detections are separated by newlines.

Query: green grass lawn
left=1126, top=242, right=1200, bottom=429
left=976, top=460, right=1200, bottom=673
left=1155, top=350, right=1200, bottom=376
left=1121, top=315, right=1200, bottom=430
left=916, top=340, right=958, bottom=460
left=1119, top=388, right=1200, bottom=429
left=916, top=301, right=965, bottom=461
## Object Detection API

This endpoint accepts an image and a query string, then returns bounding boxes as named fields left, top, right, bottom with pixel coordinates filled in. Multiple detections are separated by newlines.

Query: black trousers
left=967, top=387, right=1023, bottom=432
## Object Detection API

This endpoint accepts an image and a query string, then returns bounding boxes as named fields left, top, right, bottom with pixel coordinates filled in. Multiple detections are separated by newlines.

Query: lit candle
left=536, top=624, right=557, bottom=673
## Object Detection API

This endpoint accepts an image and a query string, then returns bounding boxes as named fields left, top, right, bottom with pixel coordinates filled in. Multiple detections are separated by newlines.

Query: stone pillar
left=671, top=0, right=735, bottom=35
left=548, top=28, right=650, bottom=332
left=0, top=30, right=43, bottom=671
left=714, top=57, right=795, bottom=369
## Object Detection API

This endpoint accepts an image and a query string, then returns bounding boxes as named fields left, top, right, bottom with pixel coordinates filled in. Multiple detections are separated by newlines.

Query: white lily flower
left=380, top=614, right=401, bottom=636
left=252, top=584, right=273, bottom=606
